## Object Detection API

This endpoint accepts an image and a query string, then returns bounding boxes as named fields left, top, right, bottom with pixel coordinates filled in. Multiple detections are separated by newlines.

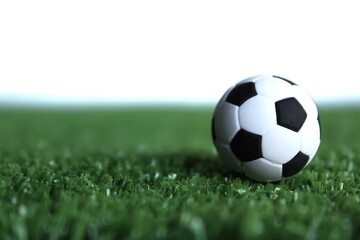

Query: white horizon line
left=0, top=95, right=360, bottom=108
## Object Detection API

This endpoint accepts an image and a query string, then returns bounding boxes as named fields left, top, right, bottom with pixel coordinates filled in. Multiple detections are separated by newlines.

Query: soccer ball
left=212, top=75, right=321, bottom=182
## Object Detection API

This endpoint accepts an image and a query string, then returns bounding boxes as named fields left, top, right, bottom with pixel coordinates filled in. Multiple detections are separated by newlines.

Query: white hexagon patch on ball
left=212, top=75, right=321, bottom=182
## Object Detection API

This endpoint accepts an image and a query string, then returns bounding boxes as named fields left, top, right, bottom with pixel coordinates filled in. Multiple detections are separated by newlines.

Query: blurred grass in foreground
left=0, top=106, right=359, bottom=240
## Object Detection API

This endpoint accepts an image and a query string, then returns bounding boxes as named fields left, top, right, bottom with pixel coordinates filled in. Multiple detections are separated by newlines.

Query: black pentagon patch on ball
left=282, top=151, right=309, bottom=178
left=273, top=75, right=297, bottom=86
left=230, top=129, right=262, bottom=162
left=211, top=117, right=216, bottom=143
left=275, top=97, right=307, bottom=132
left=226, top=82, right=257, bottom=107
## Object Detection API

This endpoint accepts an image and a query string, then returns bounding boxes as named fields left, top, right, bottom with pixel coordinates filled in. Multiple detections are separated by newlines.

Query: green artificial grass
left=0, top=106, right=359, bottom=240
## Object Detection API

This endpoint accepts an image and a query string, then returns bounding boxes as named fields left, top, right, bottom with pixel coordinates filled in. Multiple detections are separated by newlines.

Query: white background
left=1, top=1, right=359, bottom=105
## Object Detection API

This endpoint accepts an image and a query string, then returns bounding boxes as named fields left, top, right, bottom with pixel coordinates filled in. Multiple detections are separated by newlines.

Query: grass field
left=0, top=106, right=359, bottom=240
